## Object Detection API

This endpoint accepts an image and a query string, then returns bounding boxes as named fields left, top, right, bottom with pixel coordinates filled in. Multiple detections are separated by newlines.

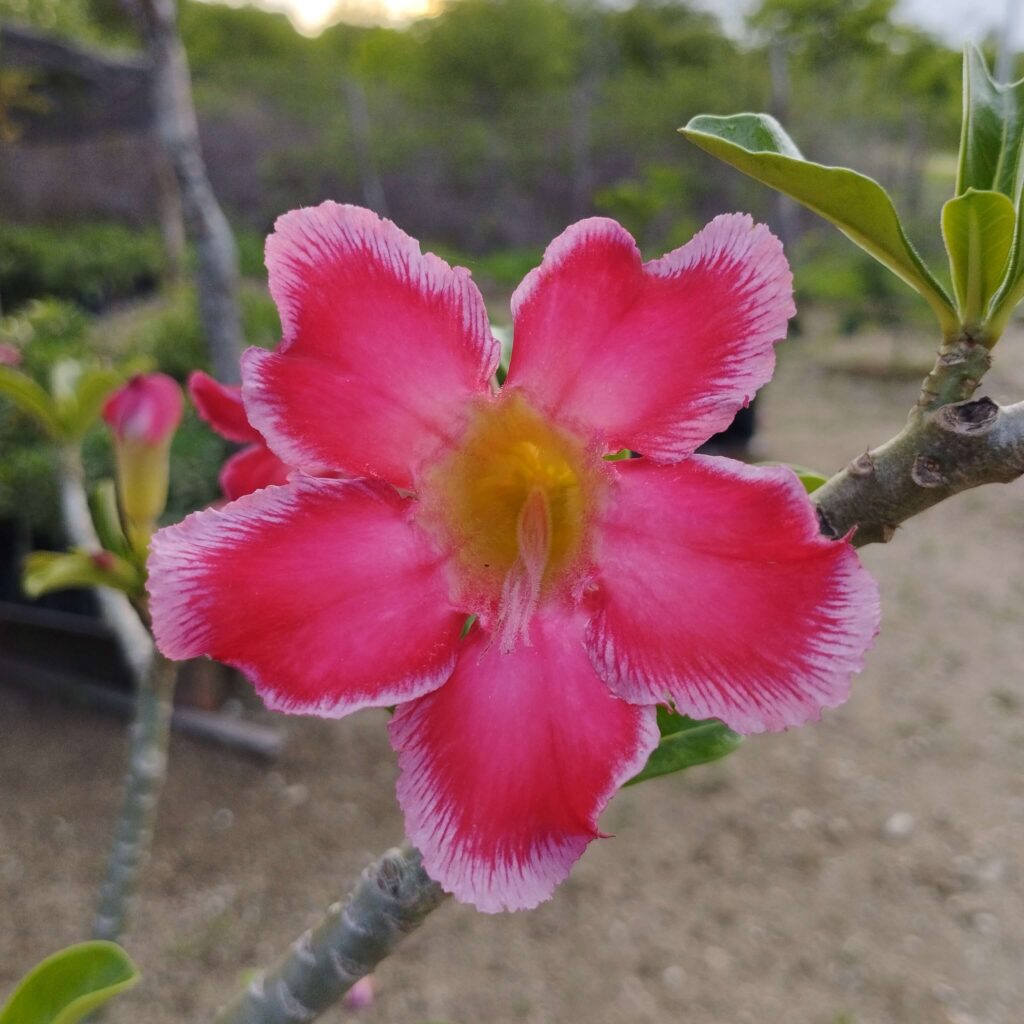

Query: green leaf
left=756, top=462, right=830, bottom=494
left=89, top=479, right=130, bottom=558
left=681, top=113, right=958, bottom=333
left=23, top=550, right=144, bottom=600
left=0, top=365, right=59, bottom=436
left=627, top=717, right=741, bottom=786
left=0, top=941, right=139, bottom=1024
left=941, top=189, right=1015, bottom=325
left=956, top=46, right=1024, bottom=199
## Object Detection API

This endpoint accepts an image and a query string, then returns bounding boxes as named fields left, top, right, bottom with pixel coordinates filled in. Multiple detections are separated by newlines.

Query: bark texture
left=128, top=0, right=244, bottom=383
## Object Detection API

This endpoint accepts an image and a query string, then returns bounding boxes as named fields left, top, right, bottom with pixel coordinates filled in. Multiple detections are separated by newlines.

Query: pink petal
left=585, top=457, right=880, bottom=734
left=218, top=442, right=291, bottom=500
left=505, top=215, right=794, bottom=458
left=147, top=477, right=464, bottom=717
left=244, top=203, right=499, bottom=489
left=390, top=608, right=658, bottom=913
left=102, top=373, right=183, bottom=445
left=189, top=371, right=261, bottom=444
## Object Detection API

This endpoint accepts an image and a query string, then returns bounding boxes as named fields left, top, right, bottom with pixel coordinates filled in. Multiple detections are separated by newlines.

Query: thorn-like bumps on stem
left=813, top=398, right=1024, bottom=548
left=213, top=844, right=445, bottom=1024
left=918, top=333, right=993, bottom=411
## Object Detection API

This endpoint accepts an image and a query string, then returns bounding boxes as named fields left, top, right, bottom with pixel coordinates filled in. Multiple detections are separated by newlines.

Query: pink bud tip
left=91, top=551, right=117, bottom=572
left=0, top=343, right=22, bottom=367
left=102, top=373, right=184, bottom=445
left=342, top=976, right=374, bottom=1011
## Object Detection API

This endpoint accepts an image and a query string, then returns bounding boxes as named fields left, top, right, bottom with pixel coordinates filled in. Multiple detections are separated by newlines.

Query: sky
left=697, top=0, right=1024, bottom=49
left=217, top=0, right=1024, bottom=45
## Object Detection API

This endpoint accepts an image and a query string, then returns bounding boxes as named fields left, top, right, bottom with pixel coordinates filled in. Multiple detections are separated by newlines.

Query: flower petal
left=244, top=203, right=499, bottom=489
left=148, top=476, right=464, bottom=716
left=218, top=443, right=291, bottom=500
left=390, top=608, right=658, bottom=913
left=585, top=457, right=879, bottom=734
left=505, top=214, right=794, bottom=458
left=188, top=371, right=261, bottom=444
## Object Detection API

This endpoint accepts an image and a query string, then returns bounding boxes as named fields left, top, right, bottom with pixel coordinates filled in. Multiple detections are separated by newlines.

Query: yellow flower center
left=419, top=391, right=603, bottom=649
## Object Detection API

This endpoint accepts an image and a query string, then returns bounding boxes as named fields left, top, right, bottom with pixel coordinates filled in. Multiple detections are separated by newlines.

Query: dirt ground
left=2, top=319, right=1023, bottom=1024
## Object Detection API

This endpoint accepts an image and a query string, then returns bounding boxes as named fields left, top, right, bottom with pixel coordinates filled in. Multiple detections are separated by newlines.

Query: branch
left=814, top=396, right=1024, bottom=546
left=92, top=652, right=177, bottom=941
left=212, top=844, right=445, bottom=1024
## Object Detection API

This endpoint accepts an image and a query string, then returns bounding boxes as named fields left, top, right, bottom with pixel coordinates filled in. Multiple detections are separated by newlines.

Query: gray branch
left=814, top=398, right=1024, bottom=546
left=213, top=844, right=445, bottom=1024
left=92, top=652, right=177, bottom=941
left=127, top=0, right=244, bottom=383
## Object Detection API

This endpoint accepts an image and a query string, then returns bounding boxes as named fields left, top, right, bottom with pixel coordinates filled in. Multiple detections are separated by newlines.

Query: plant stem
left=92, top=652, right=178, bottom=941
left=59, top=446, right=154, bottom=680
left=212, top=844, right=445, bottom=1024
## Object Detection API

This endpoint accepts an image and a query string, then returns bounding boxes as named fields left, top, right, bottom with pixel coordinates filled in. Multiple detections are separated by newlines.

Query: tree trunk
left=129, top=0, right=244, bottom=383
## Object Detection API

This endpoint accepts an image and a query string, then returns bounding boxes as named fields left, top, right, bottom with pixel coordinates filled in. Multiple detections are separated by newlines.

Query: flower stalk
left=92, top=652, right=178, bottom=941
left=212, top=844, right=445, bottom=1024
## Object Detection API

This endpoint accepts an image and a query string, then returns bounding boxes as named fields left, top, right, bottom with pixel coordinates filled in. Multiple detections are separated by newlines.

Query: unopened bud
left=102, top=373, right=183, bottom=551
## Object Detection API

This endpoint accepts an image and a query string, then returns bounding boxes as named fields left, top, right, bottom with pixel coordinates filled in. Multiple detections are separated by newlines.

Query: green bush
left=0, top=300, right=99, bottom=539
left=129, top=284, right=281, bottom=381
left=0, top=222, right=165, bottom=313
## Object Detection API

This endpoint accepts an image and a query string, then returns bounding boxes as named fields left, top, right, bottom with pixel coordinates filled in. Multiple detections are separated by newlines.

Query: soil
left=2, top=318, right=1023, bottom=1024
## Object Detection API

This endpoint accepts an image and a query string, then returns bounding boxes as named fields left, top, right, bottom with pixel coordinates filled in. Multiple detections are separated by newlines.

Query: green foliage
left=749, top=0, right=896, bottom=66
left=682, top=113, right=959, bottom=333
left=23, top=549, right=143, bottom=600
left=0, top=223, right=164, bottom=314
left=627, top=708, right=741, bottom=786
left=0, top=941, right=138, bottom=1024
left=941, top=189, right=1014, bottom=325
left=956, top=46, right=1024, bottom=333
left=129, top=284, right=280, bottom=381
left=417, top=0, right=578, bottom=108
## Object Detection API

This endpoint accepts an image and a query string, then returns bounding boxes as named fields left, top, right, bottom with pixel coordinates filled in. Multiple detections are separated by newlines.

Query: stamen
left=496, top=488, right=551, bottom=653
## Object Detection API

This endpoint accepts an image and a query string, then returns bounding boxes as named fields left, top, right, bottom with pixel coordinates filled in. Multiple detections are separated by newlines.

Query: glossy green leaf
left=941, top=189, right=1015, bottom=325
left=23, top=549, right=143, bottom=600
left=656, top=705, right=708, bottom=736
left=627, top=717, right=741, bottom=786
left=956, top=46, right=1024, bottom=199
left=90, top=479, right=130, bottom=558
left=0, top=365, right=59, bottom=436
left=681, top=113, right=958, bottom=333
left=0, top=941, right=139, bottom=1024
left=963, top=46, right=1024, bottom=334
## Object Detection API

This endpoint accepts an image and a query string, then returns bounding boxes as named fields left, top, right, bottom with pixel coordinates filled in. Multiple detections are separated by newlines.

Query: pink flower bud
left=103, top=373, right=184, bottom=552
left=342, top=976, right=374, bottom=1012
left=102, top=373, right=183, bottom=445
left=0, top=343, right=21, bottom=367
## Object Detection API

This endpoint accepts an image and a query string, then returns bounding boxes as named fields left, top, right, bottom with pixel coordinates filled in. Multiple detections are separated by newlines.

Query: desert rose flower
left=148, top=203, right=879, bottom=912
left=0, top=342, right=21, bottom=366
left=188, top=370, right=290, bottom=499
left=103, top=372, right=183, bottom=550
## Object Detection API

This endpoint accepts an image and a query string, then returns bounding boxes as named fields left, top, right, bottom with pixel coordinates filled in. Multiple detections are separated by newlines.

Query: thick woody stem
left=813, top=321, right=1024, bottom=546
left=814, top=399, right=1024, bottom=546
left=212, top=844, right=446, bottom=1024
left=92, top=652, right=177, bottom=941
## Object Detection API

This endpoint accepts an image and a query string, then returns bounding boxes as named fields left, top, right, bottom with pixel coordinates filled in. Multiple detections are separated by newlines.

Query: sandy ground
left=2, top=321, right=1023, bottom=1024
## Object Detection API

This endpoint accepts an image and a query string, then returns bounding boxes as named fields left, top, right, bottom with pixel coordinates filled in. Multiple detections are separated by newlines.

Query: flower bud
left=102, top=373, right=183, bottom=552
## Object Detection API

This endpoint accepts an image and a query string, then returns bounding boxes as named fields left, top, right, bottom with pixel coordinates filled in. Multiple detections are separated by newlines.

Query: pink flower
left=103, top=372, right=183, bottom=445
left=148, top=204, right=879, bottom=913
left=0, top=343, right=21, bottom=367
left=188, top=370, right=290, bottom=499
left=103, top=373, right=184, bottom=546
